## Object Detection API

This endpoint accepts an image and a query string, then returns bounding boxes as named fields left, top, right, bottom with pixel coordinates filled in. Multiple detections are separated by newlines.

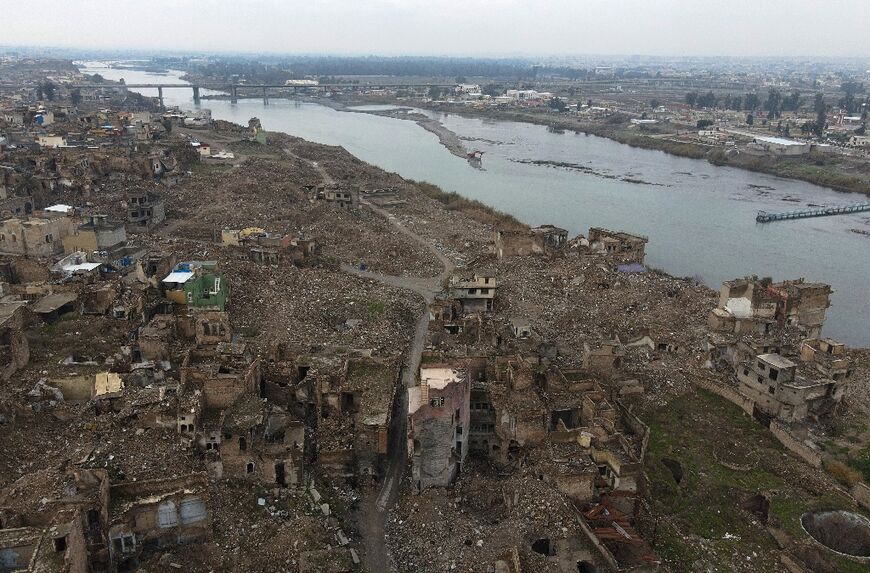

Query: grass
left=411, top=179, right=527, bottom=230
left=366, top=299, right=386, bottom=319
left=848, top=445, right=870, bottom=483
left=642, top=389, right=869, bottom=572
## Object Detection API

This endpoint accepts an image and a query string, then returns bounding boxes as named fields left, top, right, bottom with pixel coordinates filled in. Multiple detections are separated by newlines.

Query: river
left=77, top=63, right=870, bottom=345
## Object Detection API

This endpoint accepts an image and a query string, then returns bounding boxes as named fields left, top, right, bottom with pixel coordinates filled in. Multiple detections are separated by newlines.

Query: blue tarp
left=617, top=263, right=646, bottom=273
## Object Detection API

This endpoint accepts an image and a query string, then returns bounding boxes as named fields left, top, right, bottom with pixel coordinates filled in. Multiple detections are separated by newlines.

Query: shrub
left=824, top=458, right=862, bottom=487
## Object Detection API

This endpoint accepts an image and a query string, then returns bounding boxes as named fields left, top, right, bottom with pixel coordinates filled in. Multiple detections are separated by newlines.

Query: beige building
left=0, top=215, right=74, bottom=257
left=62, top=215, right=127, bottom=256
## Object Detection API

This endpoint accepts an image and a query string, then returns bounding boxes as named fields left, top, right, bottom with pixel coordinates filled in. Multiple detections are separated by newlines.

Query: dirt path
left=343, top=199, right=454, bottom=572
left=281, top=143, right=454, bottom=571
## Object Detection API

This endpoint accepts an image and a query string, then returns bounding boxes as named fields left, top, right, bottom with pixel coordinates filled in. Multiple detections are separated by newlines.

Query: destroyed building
left=315, top=357, right=401, bottom=480
left=0, top=213, right=74, bottom=257
left=126, top=191, right=165, bottom=231
left=61, top=214, right=127, bottom=258
left=799, top=337, right=854, bottom=382
left=181, top=342, right=262, bottom=411
left=408, top=361, right=474, bottom=489
left=736, top=352, right=849, bottom=422
left=107, top=474, right=210, bottom=571
left=306, top=185, right=359, bottom=209
left=449, top=271, right=497, bottom=313
left=708, top=276, right=832, bottom=338
left=494, top=225, right=567, bottom=258
left=204, top=393, right=305, bottom=486
left=0, top=300, right=29, bottom=381
left=587, top=227, right=648, bottom=264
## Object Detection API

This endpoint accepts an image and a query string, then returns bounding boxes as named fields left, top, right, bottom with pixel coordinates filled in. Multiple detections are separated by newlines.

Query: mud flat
left=513, top=158, right=668, bottom=187
left=352, top=107, right=468, bottom=159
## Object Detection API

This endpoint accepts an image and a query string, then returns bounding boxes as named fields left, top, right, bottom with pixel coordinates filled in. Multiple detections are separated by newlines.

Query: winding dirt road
left=343, top=198, right=454, bottom=572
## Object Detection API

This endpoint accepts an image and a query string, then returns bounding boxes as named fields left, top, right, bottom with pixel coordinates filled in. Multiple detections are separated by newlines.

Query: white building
left=749, top=136, right=811, bottom=156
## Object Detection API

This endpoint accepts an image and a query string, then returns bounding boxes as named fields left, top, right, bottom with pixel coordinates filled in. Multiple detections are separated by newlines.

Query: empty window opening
left=275, top=461, right=286, bottom=486
left=531, top=538, right=554, bottom=556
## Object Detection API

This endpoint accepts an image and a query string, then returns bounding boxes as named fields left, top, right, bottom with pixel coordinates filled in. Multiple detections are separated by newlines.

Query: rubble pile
left=1, top=58, right=867, bottom=573
left=387, top=459, right=601, bottom=573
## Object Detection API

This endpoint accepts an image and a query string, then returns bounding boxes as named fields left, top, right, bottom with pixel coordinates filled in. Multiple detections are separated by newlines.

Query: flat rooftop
left=758, top=353, right=797, bottom=370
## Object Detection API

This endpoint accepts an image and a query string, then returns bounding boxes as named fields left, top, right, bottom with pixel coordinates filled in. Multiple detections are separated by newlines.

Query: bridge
left=756, top=203, right=870, bottom=223
left=0, top=82, right=458, bottom=105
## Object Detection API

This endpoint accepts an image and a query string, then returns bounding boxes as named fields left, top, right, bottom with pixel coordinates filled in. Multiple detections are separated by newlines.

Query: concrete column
left=192, top=86, right=200, bottom=104
left=157, top=86, right=164, bottom=107
left=262, top=86, right=268, bottom=105
left=230, top=86, right=238, bottom=103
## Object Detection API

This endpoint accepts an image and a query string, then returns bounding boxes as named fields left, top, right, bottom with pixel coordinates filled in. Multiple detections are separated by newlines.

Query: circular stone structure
left=801, top=510, right=870, bottom=558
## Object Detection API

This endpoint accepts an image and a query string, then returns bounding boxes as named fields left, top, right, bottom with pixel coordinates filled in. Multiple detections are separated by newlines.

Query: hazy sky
left=2, top=0, right=868, bottom=58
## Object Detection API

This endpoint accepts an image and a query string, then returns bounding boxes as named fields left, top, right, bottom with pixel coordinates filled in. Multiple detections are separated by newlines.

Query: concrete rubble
left=0, top=57, right=867, bottom=573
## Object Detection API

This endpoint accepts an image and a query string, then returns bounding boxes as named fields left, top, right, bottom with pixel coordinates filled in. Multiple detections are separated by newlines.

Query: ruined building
left=736, top=351, right=849, bottom=422
left=126, top=191, right=165, bottom=231
left=61, top=214, right=127, bottom=258
left=449, top=271, right=497, bottom=313
left=408, top=362, right=473, bottom=489
left=0, top=300, right=29, bottom=382
left=587, top=227, right=648, bottom=264
left=708, top=276, right=832, bottom=338
left=0, top=212, right=74, bottom=257
left=315, top=357, right=401, bottom=480
left=494, top=224, right=567, bottom=258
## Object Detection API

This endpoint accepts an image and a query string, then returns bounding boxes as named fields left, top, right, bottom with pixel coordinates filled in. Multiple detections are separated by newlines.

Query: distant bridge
left=756, top=203, right=870, bottom=223
left=0, top=82, right=458, bottom=104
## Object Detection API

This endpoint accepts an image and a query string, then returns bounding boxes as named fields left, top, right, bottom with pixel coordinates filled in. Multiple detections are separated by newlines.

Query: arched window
left=246, top=462, right=255, bottom=474
left=239, top=437, right=247, bottom=451
left=157, top=500, right=178, bottom=528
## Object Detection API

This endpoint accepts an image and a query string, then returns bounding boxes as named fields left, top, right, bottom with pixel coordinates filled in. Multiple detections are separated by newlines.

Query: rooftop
left=758, top=353, right=797, bottom=370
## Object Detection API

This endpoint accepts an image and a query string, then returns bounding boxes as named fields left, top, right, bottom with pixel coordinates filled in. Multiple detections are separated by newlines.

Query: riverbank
left=421, top=104, right=870, bottom=197
left=285, top=95, right=870, bottom=197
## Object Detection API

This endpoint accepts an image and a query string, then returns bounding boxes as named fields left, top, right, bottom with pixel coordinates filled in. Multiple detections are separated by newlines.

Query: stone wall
left=694, top=378, right=754, bottom=416
left=769, top=421, right=822, bottom=468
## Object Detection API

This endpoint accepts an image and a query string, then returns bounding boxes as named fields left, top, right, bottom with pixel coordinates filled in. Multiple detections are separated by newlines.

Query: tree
left=697, top=119, right=714, bottom=129
left=697, top=91, right=717, bottom=109
left=746, top=113, right=754, bottom=126
left=685, top=91, right=698, bottom=107
left=649, top=98, right=660, bottom=109
left=856, top=123, right=866, bottom=136
left=839, top=90, right=857, bottom=114
left=784, top=90, right=802, bottom=112
left=765, top=88, right=782, bottom=119
left=813, top=93, right=827, bottom=138
left=161, top=118, right=173, bottom=134
left=481, top=83, right=502, bottom=97
left=90, top=73, right=104, bottom=83
left=455, top=76, right=467, bottom=84
left=744, top=93, right=760, bottom=111
left=70, top=88, right=82, bottom=105
left=428, top=86, right=442, bottom=100
left=548, top=97, right=567, bottom=112
left=36, top=85, right=44, bottom=100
